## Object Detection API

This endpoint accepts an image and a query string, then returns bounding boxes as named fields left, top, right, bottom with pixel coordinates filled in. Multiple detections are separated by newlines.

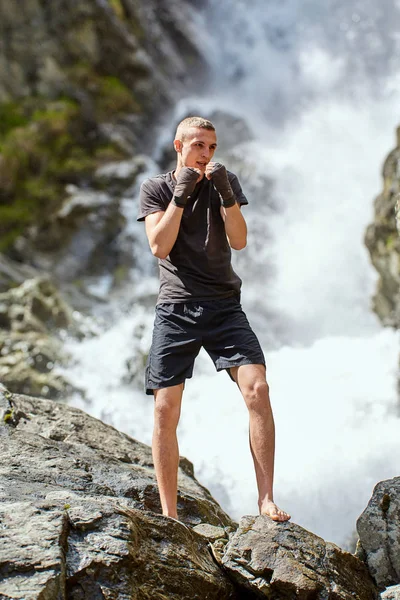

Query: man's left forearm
left=221, top=203, right=247, bottom=250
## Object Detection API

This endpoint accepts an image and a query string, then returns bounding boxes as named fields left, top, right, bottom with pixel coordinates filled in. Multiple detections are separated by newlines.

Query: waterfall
left=61, top=0, right=400, bottom=547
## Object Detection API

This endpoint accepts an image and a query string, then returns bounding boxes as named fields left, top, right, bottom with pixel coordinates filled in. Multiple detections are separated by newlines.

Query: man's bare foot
left=260, top=499, right=291, bottom=522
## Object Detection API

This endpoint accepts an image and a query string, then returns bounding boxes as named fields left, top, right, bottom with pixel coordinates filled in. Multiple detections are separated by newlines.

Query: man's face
left=175, top=127, right=217, bottom=177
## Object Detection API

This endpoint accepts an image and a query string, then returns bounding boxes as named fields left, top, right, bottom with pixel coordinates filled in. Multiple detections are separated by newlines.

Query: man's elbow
left=150, top=243, right=169, bottom=259
left=231, top=238, right=247, bottom=251
left=232, top=232, right=247, bottom=250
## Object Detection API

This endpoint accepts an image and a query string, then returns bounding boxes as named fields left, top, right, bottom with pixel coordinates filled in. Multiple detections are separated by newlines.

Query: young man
left=138, top=116, right=290, bottom=522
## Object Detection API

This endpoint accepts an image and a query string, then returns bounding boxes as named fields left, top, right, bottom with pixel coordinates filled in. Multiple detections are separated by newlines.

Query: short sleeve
left=137, top=178, right=167, bottom=222
left=228, top=171, right=249, bottom=207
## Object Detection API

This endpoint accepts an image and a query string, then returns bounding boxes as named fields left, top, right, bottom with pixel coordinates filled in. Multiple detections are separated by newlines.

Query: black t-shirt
left=137, top=170, right=248, bottom=303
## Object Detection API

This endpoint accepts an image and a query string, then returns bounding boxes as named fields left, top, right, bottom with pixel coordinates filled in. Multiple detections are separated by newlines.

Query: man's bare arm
left=220, top=203, right=247, bottom=250
left=145, top=166, right=201, bottom=259
left=145, top=205, right=184, bottom=259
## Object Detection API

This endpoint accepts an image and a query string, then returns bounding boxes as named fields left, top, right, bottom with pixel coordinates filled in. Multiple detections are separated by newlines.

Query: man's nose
left=202, top=147, right=211, bottom=159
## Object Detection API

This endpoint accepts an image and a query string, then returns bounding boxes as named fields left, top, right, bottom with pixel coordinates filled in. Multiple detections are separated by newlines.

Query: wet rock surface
left=218, top=515, right=379, bottom=599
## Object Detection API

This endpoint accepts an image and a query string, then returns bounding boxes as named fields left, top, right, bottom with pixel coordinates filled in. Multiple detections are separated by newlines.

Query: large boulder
left=356, top=477, right=400, bottom=590
left=216, top=515, right=379, bottom=599
left=0, top=385, right=238, bottom=599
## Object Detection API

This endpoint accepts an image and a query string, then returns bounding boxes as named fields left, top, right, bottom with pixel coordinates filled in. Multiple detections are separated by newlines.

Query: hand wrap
left=172, top=167, right=199, bottom=208
left=209, top=163, right=236, bottom=208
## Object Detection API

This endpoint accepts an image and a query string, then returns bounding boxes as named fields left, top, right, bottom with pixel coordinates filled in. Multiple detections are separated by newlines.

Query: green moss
left=0, top=92, right=132, bottom=251
left=3, top=408, right=13, bottom=423
left=95, top=76, right=141, bottom=119
left=66, top=64, right=142, bottom=121
left=109, top=0, right=125, bottom=19
left=95, top=143, right=127, bottom=163
left=0, top=66, right=141, bottom=252
left=0, top=103, right=29, bottom=137
left=386, top=234, right=395, bottom=250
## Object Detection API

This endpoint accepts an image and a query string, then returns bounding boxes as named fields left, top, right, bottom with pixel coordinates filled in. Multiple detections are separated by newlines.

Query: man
left=138, top=116, right=290, bottom=522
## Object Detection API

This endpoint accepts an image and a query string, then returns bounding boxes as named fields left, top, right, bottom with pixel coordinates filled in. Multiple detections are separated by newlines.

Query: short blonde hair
left=175, top=116, right=215, bottom=142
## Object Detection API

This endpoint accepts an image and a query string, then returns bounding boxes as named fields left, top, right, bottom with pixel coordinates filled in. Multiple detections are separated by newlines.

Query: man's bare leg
left=231, top=364, right=290, bottom=522
left=152, top=384, right=184, bottom=519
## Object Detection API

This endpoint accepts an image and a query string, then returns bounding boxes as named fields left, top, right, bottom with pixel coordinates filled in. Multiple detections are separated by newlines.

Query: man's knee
left=154, top=386, right=183, bottom=429
left=242, top=378, right=271, bottom=412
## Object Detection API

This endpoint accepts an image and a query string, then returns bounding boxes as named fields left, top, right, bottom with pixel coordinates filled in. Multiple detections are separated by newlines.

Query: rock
left=218, top=515, right=379, bottom=599
left=0, top=277, right=73, bottom=333
left=0, top=387, right=238, bottom=599
left=0, top=277, right=81, bottom=398
left=0, top=254, right=41, bottom=293
left=365, top=126, right=400, bottom=327
left=193, top=523, right=230, bottom=542
left=382, top=585, right=400, bottom=599
left=94, top=155, right=148, bottom=193
left=0, top=0, right=206, bottom=119
left=356, top=477, right=400, bottom=590
left=14, top=190, right=126, bottom=284
left=0, top=331, right=68, bottom=398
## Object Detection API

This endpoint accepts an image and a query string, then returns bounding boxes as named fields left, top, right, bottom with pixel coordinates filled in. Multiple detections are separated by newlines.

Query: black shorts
left=145, top=297, right=265, bottom=395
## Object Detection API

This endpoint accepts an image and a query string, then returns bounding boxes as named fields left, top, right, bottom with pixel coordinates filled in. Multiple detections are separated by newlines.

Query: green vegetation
left=0, top=72, right=140, bottom=252
left=3, top=408, right=13, bottom=423
left=109, top=0, right=125, bottom=20
left=95, top=75, right=141, bottom=118
left=386, top=234, right=395, bottom=251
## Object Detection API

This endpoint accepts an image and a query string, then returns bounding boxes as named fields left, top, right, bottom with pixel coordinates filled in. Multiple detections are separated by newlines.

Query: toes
left=262, top=504, right=291, bottom=522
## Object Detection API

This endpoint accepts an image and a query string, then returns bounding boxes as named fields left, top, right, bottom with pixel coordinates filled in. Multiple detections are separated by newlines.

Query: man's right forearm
left=147, top=203, right=184, bottom=259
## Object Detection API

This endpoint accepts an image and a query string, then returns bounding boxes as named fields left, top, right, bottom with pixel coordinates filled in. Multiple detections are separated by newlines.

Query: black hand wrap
left=172, top=167, right=199, bottom=208
left=209, top=163, right=236, bottom=208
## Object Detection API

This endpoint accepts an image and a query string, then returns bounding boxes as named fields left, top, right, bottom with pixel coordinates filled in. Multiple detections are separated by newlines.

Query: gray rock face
left=17, top=189, right=126, bottom=283
left=365, top=126, right=400, bottom=327
left=0, top=0, right=205, bottom=116
left=218, top=515, right=379, bottom=599
left=0, top=386, right=237, bottom=599
left=357, top=477, right=400, bottom=590
left=0, top=254, right=41, bottom=293
left=0, top=277, right=77, bottom=398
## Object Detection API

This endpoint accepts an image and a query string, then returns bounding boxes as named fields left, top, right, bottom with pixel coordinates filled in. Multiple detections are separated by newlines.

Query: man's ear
left=174, top=139, right=182, bottom=153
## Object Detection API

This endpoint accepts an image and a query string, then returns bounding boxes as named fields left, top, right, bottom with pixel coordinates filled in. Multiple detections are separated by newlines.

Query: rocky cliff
left=2, top=383, right=395, bottom=600
left=365, top=126, right=400, bottom=327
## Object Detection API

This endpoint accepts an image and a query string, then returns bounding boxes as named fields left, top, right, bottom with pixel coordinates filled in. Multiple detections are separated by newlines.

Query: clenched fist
left=172, top=167, right=202, bottom=208
left=206, top=162, right=236, bottom=208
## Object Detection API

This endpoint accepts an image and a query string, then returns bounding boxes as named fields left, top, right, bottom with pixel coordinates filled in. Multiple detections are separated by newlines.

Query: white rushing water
left=61, top=0, right=400, bottom=547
